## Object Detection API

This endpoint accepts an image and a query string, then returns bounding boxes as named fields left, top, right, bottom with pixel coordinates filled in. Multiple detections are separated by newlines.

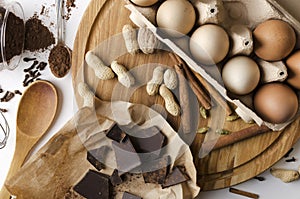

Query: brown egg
left=156, top=0, right=196, bottom=38
left=254, top=83, right=298, bottom=124
left=131, top=0, right=158, bottom=7
left=253, top=19, right=296, bottom=61
left=286, top=50, right=300, bottom=89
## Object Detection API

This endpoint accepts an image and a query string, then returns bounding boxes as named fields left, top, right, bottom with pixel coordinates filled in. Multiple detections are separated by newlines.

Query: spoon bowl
left=0, top=80, right=58, bottom=198
left=17, top=80, right=58, bottom=136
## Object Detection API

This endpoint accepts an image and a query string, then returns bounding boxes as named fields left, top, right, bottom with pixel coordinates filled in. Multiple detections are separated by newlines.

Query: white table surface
left=1, top=0, right=300, bottom=198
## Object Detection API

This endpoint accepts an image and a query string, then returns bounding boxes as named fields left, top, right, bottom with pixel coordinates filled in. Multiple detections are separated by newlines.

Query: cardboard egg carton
left=125, top=0, right=300, bottom=131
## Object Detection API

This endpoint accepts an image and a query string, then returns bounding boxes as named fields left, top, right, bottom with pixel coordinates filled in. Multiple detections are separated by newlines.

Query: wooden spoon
left=0, top=80, right=58, bottom=198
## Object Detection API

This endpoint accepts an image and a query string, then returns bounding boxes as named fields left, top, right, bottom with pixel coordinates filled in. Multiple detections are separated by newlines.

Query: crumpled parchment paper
left=5, top=98, right=200, bottom=199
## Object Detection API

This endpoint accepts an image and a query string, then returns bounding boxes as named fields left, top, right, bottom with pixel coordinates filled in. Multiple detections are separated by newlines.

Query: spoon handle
left=56, top=0, right=64, bottom=43
left=0, top=130, right=37, bottom=198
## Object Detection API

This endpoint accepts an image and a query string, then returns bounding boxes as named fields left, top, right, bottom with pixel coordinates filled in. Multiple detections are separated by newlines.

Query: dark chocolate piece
left=142, top=156, right=170, bottom=184
left=129, top=127, right=165, bottom=156
left=122, top=192, right=142, bottom=199
left=110, top=169, right=123, bottom=186
left=74, top=170, right=111, bottom=199
left=64, top=188, right=85, bottom=199
left=162, top=166, right=190, bottom=189
left=87, top=146, right=110, bottom=171
left=106, top=124, right=127, bottom=143
left=112, top=138, right=141, bottom=175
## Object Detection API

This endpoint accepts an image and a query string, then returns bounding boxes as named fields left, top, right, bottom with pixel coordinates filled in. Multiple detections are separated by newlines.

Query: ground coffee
left=48, top=43, right=71, bottom=78
left=65, top=0, right=76, bottom=20
left=0, top=7, right=24, bottom=63
left=24, top=16, right=55, bottom=51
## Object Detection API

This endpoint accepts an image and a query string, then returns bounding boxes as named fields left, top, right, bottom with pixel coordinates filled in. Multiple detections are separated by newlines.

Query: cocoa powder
left=48, top=44, right=71, bottom=78
left=0, top=7, right=25, bottom=63
left=24, top=16, right=55, bottom=51
left=65, top=0, right=76, bottom=20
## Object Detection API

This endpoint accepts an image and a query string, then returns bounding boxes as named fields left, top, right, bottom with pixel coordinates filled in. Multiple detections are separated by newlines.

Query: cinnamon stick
left=229, top=188, right=259, bottom=199
left=192, top=70, right=233, bottom=116
left=174, top=64, right=191, bottom=134
left=170, top=52, right=233, bottom=115
left=202, top=125, right=270, bottom=151
left=169, top=53, right=211, bottom=110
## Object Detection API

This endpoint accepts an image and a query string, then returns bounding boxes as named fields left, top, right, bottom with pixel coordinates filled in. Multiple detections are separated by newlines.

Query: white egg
left=131, top=0, right=159, bottom=7
left=190, top=24, right=230, bottom=65
left=156, top=0, right=196, bottom=37
left=222, top=56, right=260, bottom=95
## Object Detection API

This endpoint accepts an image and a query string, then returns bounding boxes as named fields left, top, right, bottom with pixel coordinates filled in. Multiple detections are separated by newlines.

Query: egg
left=254, top=83, right=298, bottom=124
left=190, top=24, right=230, bottom=65
left=286, top=50, right=300, bottom=89
left=253, top=19, right=296, bottom=61
left=222, top=56, right=260, bottom=95
left=131, top=0, right=158, bottom=7
left=156, top=0, right=196, bottom=37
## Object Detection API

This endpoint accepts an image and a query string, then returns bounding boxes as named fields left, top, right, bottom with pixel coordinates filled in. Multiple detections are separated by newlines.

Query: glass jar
left=0, top=1, right=25, bottom=71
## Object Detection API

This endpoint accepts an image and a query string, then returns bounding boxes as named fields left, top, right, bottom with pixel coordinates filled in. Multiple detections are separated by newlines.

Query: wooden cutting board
left=71, top=0, right=300, bottom=191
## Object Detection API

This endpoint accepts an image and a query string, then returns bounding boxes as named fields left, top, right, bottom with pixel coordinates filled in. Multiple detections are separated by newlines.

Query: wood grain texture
left=71, top=0, right=300, bottom=191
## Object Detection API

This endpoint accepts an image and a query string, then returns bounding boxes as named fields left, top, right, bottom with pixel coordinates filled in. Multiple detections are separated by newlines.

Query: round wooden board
left=71, top=0, right=300, bottom=191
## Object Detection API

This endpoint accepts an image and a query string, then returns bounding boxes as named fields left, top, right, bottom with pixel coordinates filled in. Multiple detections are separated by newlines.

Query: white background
left=0, top=0, right=300, bottom=198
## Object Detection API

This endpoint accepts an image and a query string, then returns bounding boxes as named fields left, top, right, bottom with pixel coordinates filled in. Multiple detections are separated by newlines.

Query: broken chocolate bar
left=110, top=169, right=123, bottom=186
left=122, top=192, right=142, bottom=199
left=112, top=137, right=142, bottom=175
left=142, top=156, right=170, bottom=184
left=106, top=124, right=127, bottom=142
left=87, top=146, right=110, bottom=171
left=162, top=166, right=190, bottom=189
left=129, top=127, right=165, bottom=156
left=74, top=170, right=111, bottom=199
left=64, top=188, right=85, bottom=199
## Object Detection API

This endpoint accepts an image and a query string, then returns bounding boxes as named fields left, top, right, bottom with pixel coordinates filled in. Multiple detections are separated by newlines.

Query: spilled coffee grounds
left=24, top=16, right=55, bottom=51
left=0, top=7, right=24, bottom=63
left=65, top=0, right=76, bottom=20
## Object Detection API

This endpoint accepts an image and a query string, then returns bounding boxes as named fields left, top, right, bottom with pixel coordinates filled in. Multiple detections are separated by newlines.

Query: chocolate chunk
left=142, top=156, right=170, bottom=184
left=162, top=166, right=190, bottom=189
left=74, top=170, right=111, bottom=199
left=110, top=169, right=123, bottom=186
left=129, top=127, right=165, bottom=156
left=64, top=188, right=85, bottom=199
left=106, top=124, right=127, bottom=143
left=87, top=146, right=110, bottom=171
left=112, top=138, right=141, bottom=175
left=122, top=192, right=142, bottom=199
